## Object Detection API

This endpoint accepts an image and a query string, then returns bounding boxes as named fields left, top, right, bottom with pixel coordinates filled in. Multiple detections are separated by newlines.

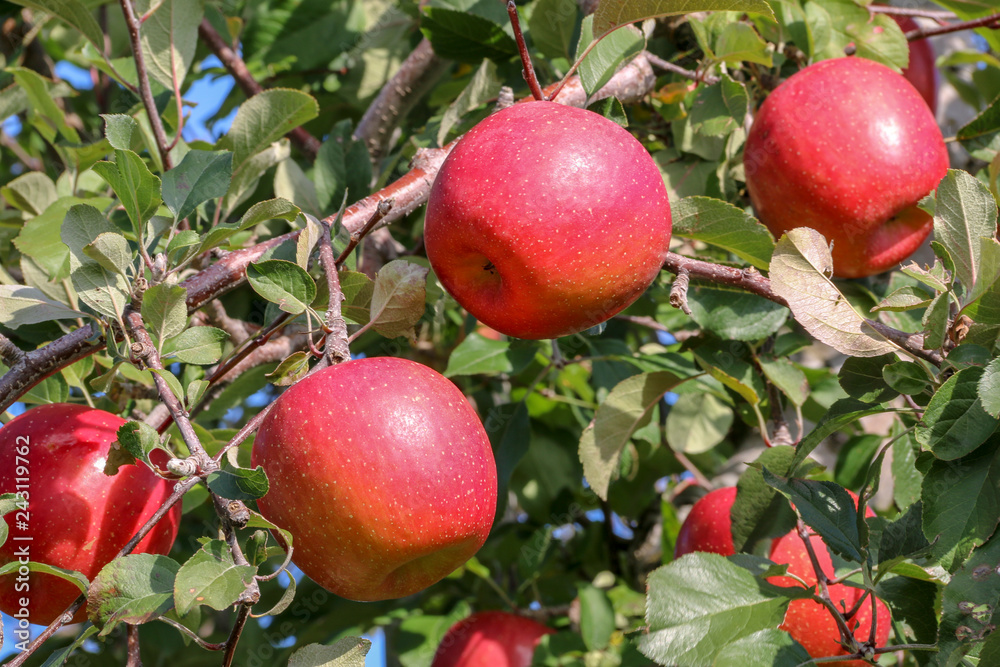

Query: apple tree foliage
left=0, top=0, right=998, bottom=665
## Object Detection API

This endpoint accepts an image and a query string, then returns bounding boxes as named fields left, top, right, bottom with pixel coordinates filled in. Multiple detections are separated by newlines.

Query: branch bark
left=120, top=0, right=172, bottom=170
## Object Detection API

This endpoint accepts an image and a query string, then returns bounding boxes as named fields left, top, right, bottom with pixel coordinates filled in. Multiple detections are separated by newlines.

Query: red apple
left=674, top=487, right=737, bottom=558
left=744, top=57, right=948, bottom=278
left=0, top=403, right=181, bottom=625
left=431, top=611, right=554, bottom=667
left=251, top=356, right=497, bottom=601
left=768, top=496, right=891, bottom=667
left=424, top=101, right=672, bottom=340
left=891, top=15, right=938, bottom=112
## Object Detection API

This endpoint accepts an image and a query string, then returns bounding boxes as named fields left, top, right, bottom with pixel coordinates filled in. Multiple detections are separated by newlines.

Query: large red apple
left=768, top=497, right=891, bottom=667
left=674, top=487, right=737, bottom=558
left=0, top=404, right=181, bottom=625
left=744, top=57, right=948, bottom=278
left=251, top=357, right=497, bottom=601
left=424, top=101, right=672, bottom=340
left=431, top=611, right=554, bottom=667
left=891, top=15, right=938, bottom=112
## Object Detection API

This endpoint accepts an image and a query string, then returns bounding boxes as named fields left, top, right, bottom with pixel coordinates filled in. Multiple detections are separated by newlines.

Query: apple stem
left=126, top=624, right=141, bottom=666
left=506, top=0, right=546, bottom=101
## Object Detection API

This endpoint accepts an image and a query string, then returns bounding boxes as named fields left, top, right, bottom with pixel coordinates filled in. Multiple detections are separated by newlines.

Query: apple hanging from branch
left=424, top=101, right=673, bottom=340
left=252, top=357, right=498, bottom=601
left=0, top=404, right=181, bottom=625
left=744, top=57, right=948, bottom=278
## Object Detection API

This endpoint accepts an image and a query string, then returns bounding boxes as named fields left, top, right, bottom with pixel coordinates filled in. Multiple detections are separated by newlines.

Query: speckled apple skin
left=424, top=101, right=672, bottom=340
left=891, top=16, right=937, bottom=112
left=0, top=404, right=181, bottom=625
left=251, top=357, right=497, bottom=601
left=431, top=611, right=554, bottom=667
left=769, top=524, right=891, bottom=666
left=674, top=486, right=737, bottom=558
left=744, top=57, right=948, bottom=278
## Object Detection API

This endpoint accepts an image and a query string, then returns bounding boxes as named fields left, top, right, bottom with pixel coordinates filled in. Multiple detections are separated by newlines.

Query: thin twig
left=868, top=6, right=957, bottom=22
left=120, top=0, right=172, bottom=170
left=315, top=217, right=351, bottom=369
left=197, top=19, right=320, bottom=161
left=669, top=267, right=692, bottom=315
left=904, top=13, right=1000, bottom=41
left=797, top=519, right=858, bottom=648
left=645, top=52, right=720, bottom=85
left=507, top=0, right=545, bottom=101
left=214, top=403, right=273, bottom=463
left=126, top=624, right=142, bottom=666
left=336, top=199, right=394, bottom=266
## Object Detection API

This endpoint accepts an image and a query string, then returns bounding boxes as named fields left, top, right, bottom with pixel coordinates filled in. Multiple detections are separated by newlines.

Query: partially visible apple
left=0, top=404, right=181, bottom=625
left=431, top=611, right=554, bottom=667
left=768, top=495, right=890, bottom=667
left=744, top=57, right=948, bottom=278
left=674, top=487, right=737, bottom=557
left=891, top=15, right=938, bottom=112
left=251, top=356, right=497, bottom=601
left=424, top=101, right=672, bottom=340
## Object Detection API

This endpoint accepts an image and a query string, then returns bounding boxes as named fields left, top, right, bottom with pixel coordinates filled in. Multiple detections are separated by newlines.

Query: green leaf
left=665, top=391, right=733, bottom=454
left=486, top=402, right=531, bottom=521
left=0, top=560, right=88, bottom=592
left=769, top=228, right=897, bottom=357
left=714, top=22, right=773, bottom=66
left=0, top=285, right=82, bottom=329
left=438, top=59, right=499, bottom=145
left=101, top=113, right=137, bottom=151
left=586, top=96, right=629, bottom=126
left=979, top=357, right=1000, bottom=418
left=339, top=270, right=374, bottom=325
left=592, top=0, right=775, bottom=40
left=265, top=351, right=311, bottom=387
left=38, top=625, right=99, bottom=667
left=934, top=169, right=999, bottom=301
left=687, top=283, right=787, bottom=341
left=274, top=158, right=321, bottom=215
left=872, top=285, right=934, bottom=312
left=445, top=333, right=515, bottom=377
left=762, top=471, right=862, bottom=563
left=287, top=638, right=372, bottom=667
left=161, top=150, right=233, bottom=223
left=141, top=284, right=188, bottom=348
left=206, top=466, right=270, bottom=501
left=224, top=140, right=290, bottom=214
left=112, top=420, right=166, bottom=471
left=1, top=171, right=57, bottom=216
left=713, top=629, right=812, bottom=667
left=369, top=259, right=429, bottom=340
left=672, top=197, right=775, bottom=270
left=201, top=198, right=300, bottom=255
left=692, top=344, right=765, bottom=406
left=757, top=356, right=809, bottom=407
left=838, top=354, right=899, bottom=404
left=638, top=553, right=788, bottom=666
left=61, top=205, right=130, bottom=319
left=577, top=583, right=615, bottom=651
left=577, top=15, right=645, bottom=96
left=7, top=0, right=106, bottom=54
left=937, top=534, right=1000, bottom=664
left=314, top=121, right=373, bottom=212
left=92, top=150, right=163, bottom=237
left=162, top=326, right=229, bottom=365
left=87, top=553, right=180, bottom=636
left=151, top=368, right=185, bottom=403
left=528, top=0, right=580, bottom=60
left=9, top=67, right=79, bottom=143
left=83, top=232, right=132, bottom=278
left=867, top=502, right=931, bottom=566
left=915, top=367, right=999, bottom=460
left=136, top=0, right=203, bottom=90
left=246, top=260, right=317, bottom=316
left=848, top=14, right=909, bottom=72
left=922, top=438, right=1000, bottom=571
left=14, top=196, right=112, bottom=280
left=792, top=397, right=901, bottom=469
left=922, top=292, right=950, bottom=350
left=173, top=540, right=257, bottom=615
left=419, top=0, right=518, bottom=63
left=689, top=74, right=749, bottom=137
left=579, top=371, right=685, bottom=500
left=229, top=88, right=319, bottom=169
left=834, top=434, right=883, bottom=491
left=883, top=360, right=931, bottom=395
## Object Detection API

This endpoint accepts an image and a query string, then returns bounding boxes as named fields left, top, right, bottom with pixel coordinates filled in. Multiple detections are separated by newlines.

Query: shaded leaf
left=915, top=367, right=998, bottom=460
left=174, top=540, right=257, bottom=615
left=87, top=554, right=179, bottom=636
left=369, top=260, right=429, bottom=340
